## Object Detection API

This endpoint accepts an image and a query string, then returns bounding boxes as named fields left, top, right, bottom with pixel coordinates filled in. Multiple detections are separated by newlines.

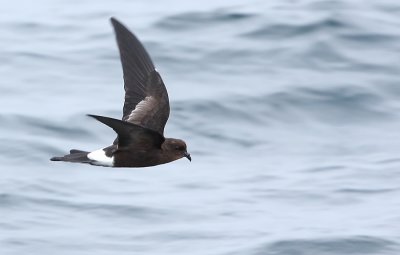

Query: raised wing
left=111, top=17, right=170, bottom=135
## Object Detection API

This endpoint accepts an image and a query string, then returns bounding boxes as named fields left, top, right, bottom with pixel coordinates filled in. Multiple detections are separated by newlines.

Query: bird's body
left=51, top=18, right=190, bottom=167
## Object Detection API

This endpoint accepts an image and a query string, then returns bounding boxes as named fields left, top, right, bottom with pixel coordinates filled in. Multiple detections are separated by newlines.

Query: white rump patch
left=87, top=148, right=114, bottom=167
left=127, top=96, right=157, bottom=123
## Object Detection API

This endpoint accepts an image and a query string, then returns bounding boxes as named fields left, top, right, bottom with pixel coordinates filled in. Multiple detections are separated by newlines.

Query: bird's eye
left=175, top=145, right=184, bottom=151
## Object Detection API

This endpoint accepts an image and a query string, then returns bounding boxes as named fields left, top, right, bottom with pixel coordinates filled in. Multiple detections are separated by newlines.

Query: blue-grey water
left=1, top=0, right=400, bottom=254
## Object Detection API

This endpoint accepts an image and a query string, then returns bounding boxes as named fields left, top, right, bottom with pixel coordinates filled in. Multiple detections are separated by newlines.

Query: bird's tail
left=50, top=149, right=93, bottom=164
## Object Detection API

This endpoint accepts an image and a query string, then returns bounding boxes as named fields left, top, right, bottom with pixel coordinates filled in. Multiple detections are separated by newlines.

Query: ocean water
left=1, top=0, right=400, bottom=254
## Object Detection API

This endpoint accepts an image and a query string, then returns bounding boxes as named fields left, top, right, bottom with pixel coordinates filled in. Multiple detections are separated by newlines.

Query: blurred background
left=1, top=0, right=400, bottom=254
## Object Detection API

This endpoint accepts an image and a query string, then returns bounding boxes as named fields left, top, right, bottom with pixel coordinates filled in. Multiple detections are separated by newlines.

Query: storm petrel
left=51, top=18, right=191, bottom=167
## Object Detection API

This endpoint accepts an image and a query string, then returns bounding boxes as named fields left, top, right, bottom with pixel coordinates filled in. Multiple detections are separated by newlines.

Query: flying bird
left=51, top=17, right=191, bottom=167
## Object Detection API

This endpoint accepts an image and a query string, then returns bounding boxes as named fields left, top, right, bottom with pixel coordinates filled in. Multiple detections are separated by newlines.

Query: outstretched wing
left=111, top=17, right=170, bottom=135
left=88, top=114, right=165, bottom=150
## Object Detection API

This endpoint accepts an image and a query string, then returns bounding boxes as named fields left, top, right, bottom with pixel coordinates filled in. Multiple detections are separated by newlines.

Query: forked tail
left=50, top=149, right=93, bottom=164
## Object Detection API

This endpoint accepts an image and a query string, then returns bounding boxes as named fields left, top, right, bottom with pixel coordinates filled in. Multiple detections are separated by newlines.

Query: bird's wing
left=111, top=17, right=170, bottom=135
left=88, top=115, right=165, bottom=150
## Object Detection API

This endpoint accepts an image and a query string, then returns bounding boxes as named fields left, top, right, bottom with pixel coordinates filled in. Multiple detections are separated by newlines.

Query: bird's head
left=162, top=138, right=191, bottom=162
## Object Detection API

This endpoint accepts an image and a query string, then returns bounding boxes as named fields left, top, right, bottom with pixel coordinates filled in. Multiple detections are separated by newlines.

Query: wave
left=242, top=17, right=348, bottom=40
left=173, top=85, right=393, bottom=128
left=155, top=10, right=255, bottom=30
left=251, top=236, right=398, bottom=255
left=0, top=193, right=168, bottom=220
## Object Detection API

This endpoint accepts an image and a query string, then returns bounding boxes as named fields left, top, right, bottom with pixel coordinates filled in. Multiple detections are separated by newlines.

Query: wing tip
left=87, top=114, right=112, bottom=124
left=110, top=17, right=118, bottom=25
left=88, top=114, right=111, bottom=125
left=87, top=114, right=98, bottom=120
left=110, top=17, right=124, bottom=30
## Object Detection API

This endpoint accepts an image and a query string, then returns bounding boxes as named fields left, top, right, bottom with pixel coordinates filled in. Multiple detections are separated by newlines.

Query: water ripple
left=155, top=10, right=255, bottom=30
left=252, top=236, right=398, bottom=255
left=242, top=17, right=349, bottom=39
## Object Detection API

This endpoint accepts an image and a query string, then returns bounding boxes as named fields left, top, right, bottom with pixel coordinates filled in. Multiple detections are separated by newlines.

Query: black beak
left=184, top=152, right=191, bottom=162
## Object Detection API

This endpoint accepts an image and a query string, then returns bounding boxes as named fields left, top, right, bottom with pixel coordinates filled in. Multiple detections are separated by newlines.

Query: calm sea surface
left=1, top=0, right=400, bottom=254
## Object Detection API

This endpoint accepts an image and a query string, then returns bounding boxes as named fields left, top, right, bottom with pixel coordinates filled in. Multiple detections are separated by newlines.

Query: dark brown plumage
left=50, top=17, right=190, bottom=167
